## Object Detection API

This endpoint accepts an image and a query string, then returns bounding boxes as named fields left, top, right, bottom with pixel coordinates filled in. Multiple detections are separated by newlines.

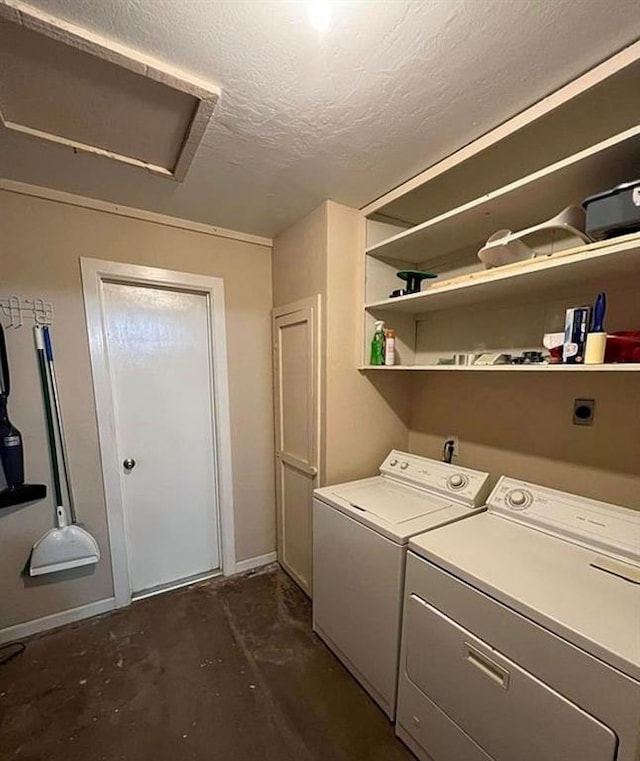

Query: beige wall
left=299, top=203, right=639, bottom=508
left=0, top=188, right=275, bottom=630
left=272, top=203, right=328, bottom=308
left=409, top=372, right=640, bottom=510
left=325, top=202, right=411, bottom=484
left=10, top=184, right=631, bottom=632
left=272, top=200, right=411, bottom=490
left=272, top=201, right=329, bottom=482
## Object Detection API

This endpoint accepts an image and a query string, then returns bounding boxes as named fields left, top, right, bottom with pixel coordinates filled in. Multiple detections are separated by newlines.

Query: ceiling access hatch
left=0, top=1, right=220, bottom=181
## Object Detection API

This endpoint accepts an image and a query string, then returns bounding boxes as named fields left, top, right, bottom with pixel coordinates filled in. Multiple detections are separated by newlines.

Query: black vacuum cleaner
left=0, top=324, right=24, bottom=490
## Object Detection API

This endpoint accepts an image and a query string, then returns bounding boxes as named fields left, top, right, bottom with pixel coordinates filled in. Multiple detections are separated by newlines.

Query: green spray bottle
left=370, top=320, right=386, bottom=366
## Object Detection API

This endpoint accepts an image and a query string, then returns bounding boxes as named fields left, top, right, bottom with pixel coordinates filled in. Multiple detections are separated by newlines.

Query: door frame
left=81, top=257, right=235, bottom=608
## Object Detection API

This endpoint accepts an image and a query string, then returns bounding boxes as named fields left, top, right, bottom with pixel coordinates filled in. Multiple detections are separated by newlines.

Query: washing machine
left=396, top=476, right=640, bottom=761
left=312, top=450, right=491, bottom=719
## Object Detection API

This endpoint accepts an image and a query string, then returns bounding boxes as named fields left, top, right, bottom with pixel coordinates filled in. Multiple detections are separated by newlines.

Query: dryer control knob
left=507, top=489, right=531, bottom=509
left=390, top=459, right=398, bottom=467
left=447, top=473, right=468, bottom=490
left=400, top=462, right=409, bottom=470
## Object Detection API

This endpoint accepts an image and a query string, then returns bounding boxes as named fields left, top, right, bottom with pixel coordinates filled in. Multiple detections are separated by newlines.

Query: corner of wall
left=271, top=202, right=329, bottom=308
left=324, top=202, right=410, bottom=484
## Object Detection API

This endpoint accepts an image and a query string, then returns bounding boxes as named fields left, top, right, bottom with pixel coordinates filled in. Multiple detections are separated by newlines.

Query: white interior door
left=102, top=281, right=220, bottom=596
left=273, top=296, right=321, bottom=596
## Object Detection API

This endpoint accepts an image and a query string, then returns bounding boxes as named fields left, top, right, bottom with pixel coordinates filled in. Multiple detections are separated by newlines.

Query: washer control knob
left=447, top=473, right=468, bottom=490
left=507, top=489, right=531, bottom=509
left=400, top=462, right=409, bottom=470
left=390, top=459, right=398, bottom=467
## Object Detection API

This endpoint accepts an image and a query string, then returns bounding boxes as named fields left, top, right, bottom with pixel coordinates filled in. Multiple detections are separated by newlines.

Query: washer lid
left=315, top=477, right=482, bottom=543
left=409, top=509, right=640, bottom=681
left=336, top=480, right=451, bottom=521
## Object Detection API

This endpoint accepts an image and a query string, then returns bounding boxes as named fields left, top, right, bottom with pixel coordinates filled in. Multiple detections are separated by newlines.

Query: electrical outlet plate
left=573, top=398, right=595, bottom=426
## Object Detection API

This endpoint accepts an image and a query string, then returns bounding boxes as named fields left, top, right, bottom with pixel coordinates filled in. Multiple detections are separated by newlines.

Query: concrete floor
left=0, top=567, right=415, bottom=761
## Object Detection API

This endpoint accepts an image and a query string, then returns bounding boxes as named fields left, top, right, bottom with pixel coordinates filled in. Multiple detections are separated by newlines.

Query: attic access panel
left=0, top=1, right=220, bottom=180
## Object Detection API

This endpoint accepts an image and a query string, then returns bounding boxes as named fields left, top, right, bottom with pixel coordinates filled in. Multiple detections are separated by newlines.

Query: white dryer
left=396, top=477, right=640, bottom=761
left=312, top=450, right=490, bottom=719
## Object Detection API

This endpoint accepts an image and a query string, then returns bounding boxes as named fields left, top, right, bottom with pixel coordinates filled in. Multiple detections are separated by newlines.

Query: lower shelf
left=359, top=364, right=640, bottom=372
left=0, top=484, right=47, bottom=509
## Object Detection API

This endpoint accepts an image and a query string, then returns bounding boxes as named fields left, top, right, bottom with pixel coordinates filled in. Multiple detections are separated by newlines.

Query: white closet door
left=103, top=281, right=220, bottom=596
left=272, top=297, right=321, bottom=596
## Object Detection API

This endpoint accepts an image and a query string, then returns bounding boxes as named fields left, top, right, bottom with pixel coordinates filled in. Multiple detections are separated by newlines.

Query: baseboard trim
left=233, top=551, right=277, bottom=575
left=0, top=597, right=116, bottom=645
left=0, top=556, right=278, bottom=644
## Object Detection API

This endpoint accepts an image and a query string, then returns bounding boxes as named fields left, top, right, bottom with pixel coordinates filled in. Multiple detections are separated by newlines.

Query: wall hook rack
left=0, top=296, right=53, bottom=329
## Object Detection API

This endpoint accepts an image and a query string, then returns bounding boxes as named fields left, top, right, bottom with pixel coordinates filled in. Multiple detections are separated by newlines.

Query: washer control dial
left=447, top=473, right=468, bottom=490
left=506, top=489, right=533, bottom=510
left=400, top=461, right=409, bottom=470
left=390, top=459, right=398, bottom=467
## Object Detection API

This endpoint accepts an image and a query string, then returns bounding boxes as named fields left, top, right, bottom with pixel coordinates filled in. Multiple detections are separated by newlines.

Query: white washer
left=396, top=476, right=640, bottom=761
left=312, top=450, right=490, bottom=719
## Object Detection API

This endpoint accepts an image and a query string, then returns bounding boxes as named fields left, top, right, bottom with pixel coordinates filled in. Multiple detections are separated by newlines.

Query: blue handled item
left=591, top=292, right=607, bottom=333
left=42, top=325, right=76, bottom=521
left=29, top=325, right=100, bottom=576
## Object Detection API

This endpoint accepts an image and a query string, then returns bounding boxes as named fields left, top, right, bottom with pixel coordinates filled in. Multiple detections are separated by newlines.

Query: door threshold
left=132, top=569, right=222, bottom=602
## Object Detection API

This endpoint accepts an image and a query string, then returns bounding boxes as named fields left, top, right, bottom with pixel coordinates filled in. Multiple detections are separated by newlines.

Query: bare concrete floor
left=0, top=567, right=415, bottom=761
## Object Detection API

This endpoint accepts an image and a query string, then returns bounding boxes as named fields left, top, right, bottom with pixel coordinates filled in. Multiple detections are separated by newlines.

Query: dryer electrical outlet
left=574, top=398, right=596, bottom=425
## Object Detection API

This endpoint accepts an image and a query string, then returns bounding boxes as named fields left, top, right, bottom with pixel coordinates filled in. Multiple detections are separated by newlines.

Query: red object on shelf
left=605, top=332, right=640, bottom=363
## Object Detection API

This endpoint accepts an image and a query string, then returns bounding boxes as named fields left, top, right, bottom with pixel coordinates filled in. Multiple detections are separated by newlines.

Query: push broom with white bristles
left=29, top=326, right=100, bottom=576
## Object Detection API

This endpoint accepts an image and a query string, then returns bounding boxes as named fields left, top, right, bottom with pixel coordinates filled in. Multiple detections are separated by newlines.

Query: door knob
left=123, top=458, right=136, bottom=471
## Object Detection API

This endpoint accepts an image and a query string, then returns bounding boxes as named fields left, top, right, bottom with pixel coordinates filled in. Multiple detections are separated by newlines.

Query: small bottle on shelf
left=370, top=321, right=386, bottom=366
left=384, top=328, right=396, bottom=366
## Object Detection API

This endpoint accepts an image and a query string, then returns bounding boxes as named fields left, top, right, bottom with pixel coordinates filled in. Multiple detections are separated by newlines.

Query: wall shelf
left=359, top=364, right=640, bottom=372
left=361, top=44, right=640, bottom=372
left=365, top=127, right=640, bottom=265
left=365, top=233, right=640, bottom=315
left=0, top=484, right=47, bottom=510
left=362, top=44, right=640, bottom=225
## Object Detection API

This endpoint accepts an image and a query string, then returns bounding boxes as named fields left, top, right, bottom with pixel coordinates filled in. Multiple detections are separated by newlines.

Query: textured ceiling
left=1, top=0, right=640, bottom=237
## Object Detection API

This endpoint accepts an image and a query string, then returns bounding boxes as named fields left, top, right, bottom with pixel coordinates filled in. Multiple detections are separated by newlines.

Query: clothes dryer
left=397, top=477, right=640, bottom=761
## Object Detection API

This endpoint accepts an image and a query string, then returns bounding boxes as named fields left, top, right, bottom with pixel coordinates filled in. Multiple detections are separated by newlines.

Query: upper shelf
left=365, top=127, right=640, bottom=264
left=362, top=43, right=640, bottom=226
left=365, top=233, right=640, bottom=314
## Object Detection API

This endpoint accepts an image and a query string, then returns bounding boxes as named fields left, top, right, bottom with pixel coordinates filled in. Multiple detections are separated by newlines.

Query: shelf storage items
left=366, top=233, right=640, bottom=315
left=360, top=364, right=640, bottom=373
left=365, top=128, right=640, bottom=266
left=360, top=41, right=640, bottom=371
